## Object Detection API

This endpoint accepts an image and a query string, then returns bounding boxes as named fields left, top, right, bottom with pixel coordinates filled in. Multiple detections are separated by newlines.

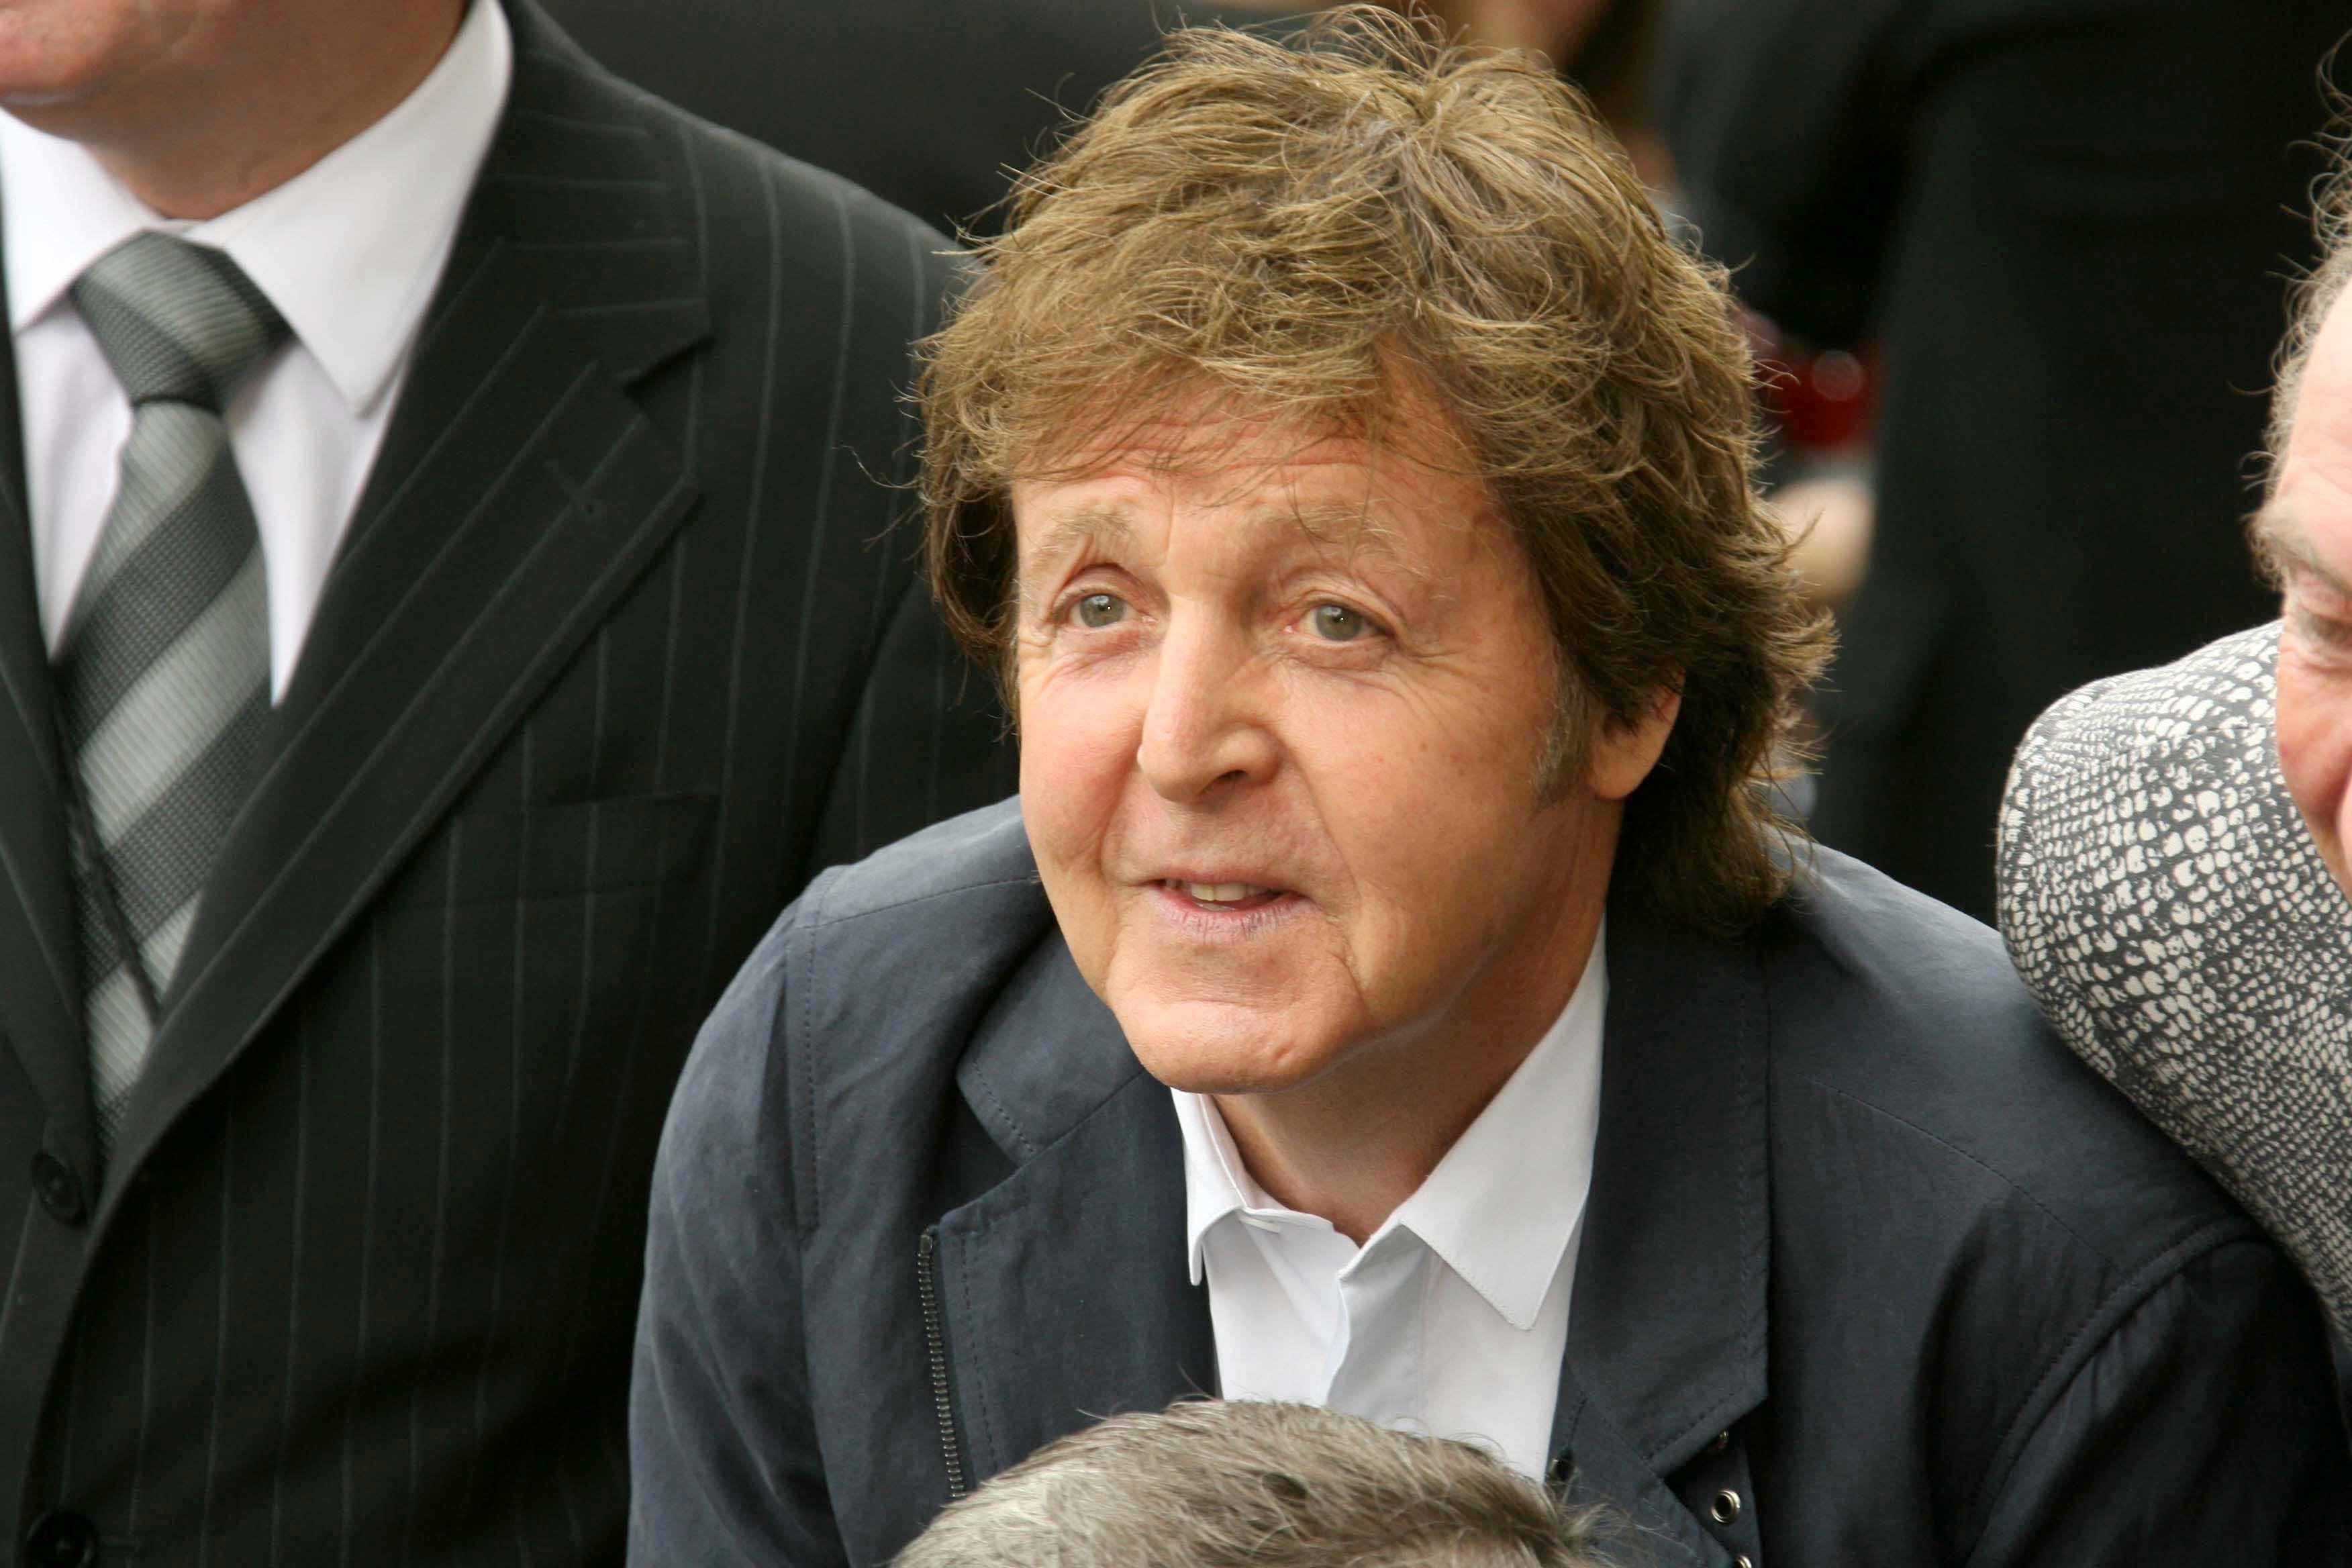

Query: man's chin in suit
left=0, top=0, right=464, bottom=221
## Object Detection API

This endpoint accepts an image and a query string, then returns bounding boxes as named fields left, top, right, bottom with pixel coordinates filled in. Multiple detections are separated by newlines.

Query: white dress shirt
left=1173, top=925, right=1608, bottom=1480
left=1, top=0, right=512, bottom=699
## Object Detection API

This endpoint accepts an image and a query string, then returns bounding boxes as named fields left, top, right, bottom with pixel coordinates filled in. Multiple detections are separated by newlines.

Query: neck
left=32, top=1, right=468, bottom=221
left=1214, top=889, right=1606, bottom=1246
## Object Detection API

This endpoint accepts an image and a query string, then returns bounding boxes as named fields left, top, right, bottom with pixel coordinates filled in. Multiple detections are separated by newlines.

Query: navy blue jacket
left=630, top=800, right=2352, bottom=1565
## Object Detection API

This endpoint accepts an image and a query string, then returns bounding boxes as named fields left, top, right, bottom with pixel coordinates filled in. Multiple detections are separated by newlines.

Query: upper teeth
left=1185, top=882, right=1263, bottom=903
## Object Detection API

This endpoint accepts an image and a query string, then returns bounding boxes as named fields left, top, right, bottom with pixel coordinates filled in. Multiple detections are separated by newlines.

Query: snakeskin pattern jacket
left=2000, top=622, right=2352, bottom=1338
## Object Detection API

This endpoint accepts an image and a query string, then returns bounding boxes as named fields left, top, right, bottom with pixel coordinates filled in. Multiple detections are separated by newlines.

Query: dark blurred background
left=541, top=0, right=1283, bottom=240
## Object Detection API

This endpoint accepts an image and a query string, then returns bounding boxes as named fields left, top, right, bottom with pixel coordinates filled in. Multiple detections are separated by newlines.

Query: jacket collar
left=1547, top=893, right=1771, bottom=1562
left=97, top=0, right=712, bottom=1212
left=942, top=881, right=1772, bottom=1557
left=938, top=935, right=1219, bottom=1482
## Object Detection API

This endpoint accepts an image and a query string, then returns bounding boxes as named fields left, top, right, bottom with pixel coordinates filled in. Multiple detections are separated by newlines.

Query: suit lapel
left=0, top=184, right=97, bottom=1167
left=1548, top=899, right=1772, bottom=1565
left=103, top=1, right=712, bottom=1200
left=938, top=937, right=1218, bottom=1484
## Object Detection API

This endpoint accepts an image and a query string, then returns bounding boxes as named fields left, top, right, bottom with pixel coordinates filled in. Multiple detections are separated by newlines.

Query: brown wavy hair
left=920, top=4, right=1830, bottom=933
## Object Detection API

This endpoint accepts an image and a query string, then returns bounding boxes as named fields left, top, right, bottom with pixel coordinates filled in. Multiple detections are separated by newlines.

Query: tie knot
left=69, top=233, right=290, bottom=413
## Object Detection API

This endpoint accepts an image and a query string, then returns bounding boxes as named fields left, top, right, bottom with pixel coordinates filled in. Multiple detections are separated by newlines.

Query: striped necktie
left=57, top=232, right=288, bottom=1149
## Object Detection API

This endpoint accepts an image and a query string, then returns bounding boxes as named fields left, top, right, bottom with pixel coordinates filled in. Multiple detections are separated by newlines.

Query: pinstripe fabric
left=0, top=4, right=1015, bottom=1564
left=59, top=235, right=286, bottom=1146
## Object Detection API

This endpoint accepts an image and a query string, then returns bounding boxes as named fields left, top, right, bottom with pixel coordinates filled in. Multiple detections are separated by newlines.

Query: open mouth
left=1163, top=880, right=1289, bottom=912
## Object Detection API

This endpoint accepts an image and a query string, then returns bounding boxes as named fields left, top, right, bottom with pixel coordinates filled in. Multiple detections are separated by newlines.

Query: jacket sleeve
left=1965, top=1235, right=2352, bottom=1565
left=629, top=918, right=846, bottom=1567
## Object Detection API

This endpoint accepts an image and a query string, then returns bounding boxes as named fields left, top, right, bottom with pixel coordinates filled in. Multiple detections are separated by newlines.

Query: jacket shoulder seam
left=1794, top=1073, right=2126, bottom=1271
left=1959, top=1221, right=2268, bottom=1563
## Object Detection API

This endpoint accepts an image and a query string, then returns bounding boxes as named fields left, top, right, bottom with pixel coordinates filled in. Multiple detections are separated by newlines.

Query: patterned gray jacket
left=2000, top=623, right=2352, bottom=1338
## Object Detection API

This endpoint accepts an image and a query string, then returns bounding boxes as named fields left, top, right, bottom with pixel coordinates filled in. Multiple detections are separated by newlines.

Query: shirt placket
left=1322, top=1228, right=1425, bottom=1428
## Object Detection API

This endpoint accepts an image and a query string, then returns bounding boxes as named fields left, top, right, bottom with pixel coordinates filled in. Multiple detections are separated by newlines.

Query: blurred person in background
left=630, top=13, right=2351, bottom=1565
left=1661, top=0, right=2346, bottom=920
left=1423, top=0, right=1881, bottom=802
left=2001, top=131, right=2352, bottom=1360
left=544, top=0, right=1287, bottom=242
left=1405, top=0, right=1661, bottom=179
left=895, top=1401, right=1612, bottom=1568
left=0, top=0, right=1009, bottom=1561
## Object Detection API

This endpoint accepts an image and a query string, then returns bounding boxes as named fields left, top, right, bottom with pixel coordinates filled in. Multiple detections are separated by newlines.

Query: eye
left=1310, top=603, right=1370, bottom=642
left=1074, top=591, right=1127, bottom=629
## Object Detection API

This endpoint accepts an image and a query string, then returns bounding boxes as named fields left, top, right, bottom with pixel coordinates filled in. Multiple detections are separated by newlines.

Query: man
left=631, top=12, right=2351, bottom=1565
left=0, top=0, right=1008, bottom=1561
left=897, top=1401, right=1610, bottom=1568
left=1658, top=0, right=2344, bottom=920
left=2000, top=144, right=2352, bottom=1342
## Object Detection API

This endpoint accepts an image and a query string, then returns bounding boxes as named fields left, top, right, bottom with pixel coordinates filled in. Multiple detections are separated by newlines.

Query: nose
left=1135, top=620, right=1279, bottom=803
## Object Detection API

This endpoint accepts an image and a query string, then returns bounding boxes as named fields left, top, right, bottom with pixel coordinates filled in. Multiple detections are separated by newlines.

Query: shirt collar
left=1174, top=1083, right=1275, bottom=1287
left=1172, top=922, right=1610, bottom=1331
left=0, top=0, right=511, bottom=416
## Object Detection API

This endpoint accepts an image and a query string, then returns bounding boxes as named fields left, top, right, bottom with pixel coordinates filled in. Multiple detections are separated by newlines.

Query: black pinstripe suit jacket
left=0, top=5, right=1013, bottom=1562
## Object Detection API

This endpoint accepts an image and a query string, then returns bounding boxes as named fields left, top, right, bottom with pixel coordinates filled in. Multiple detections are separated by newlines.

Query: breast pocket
left=377, top=791, right=717, bottom=910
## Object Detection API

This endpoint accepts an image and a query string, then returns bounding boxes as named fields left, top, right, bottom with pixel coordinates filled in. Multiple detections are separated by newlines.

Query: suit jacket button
left=31, top=1154, right=86, bottom=1227
left=25, top=1508, right=99, bottom=1566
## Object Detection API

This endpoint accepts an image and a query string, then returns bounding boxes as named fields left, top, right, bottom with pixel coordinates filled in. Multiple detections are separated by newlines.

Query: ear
left=1584, top=680, right=1682, bottom=802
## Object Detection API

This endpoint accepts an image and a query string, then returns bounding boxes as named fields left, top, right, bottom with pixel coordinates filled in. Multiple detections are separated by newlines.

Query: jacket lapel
left=938, top=936, right=1218, bottom=1484
left=1549, top=899, right=1772, bottom=1565
left=103, top=1, right=712, bottom=1200
left=0, top=192, right=97, bottom=1168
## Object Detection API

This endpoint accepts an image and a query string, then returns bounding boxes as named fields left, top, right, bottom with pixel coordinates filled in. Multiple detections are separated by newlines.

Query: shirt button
left=31, top=1153, right=86, bottom=1227
left=24, top=1508, right=99, bottom=1566
left=1710, top=1487, right=1743, bottom=1525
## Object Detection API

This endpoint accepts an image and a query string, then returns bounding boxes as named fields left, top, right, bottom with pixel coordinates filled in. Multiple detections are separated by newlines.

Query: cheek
left=1289, top=677, right=1553, bottom=934
left=1016, top=660, right=1144, bottom=882
left=2275, top=655, right=2352, bottom=854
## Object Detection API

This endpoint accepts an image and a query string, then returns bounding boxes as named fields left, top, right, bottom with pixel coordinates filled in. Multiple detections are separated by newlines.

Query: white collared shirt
left=1173, top=925, right=1608, bottom=1480
left=1, top=0, right=512, bottom=699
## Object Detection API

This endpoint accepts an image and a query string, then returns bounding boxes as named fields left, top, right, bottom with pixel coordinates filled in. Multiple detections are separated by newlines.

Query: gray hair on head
left=2269, top=53, right=2352, bottom=480
left=893, top=1400, right=1613, bottom=1568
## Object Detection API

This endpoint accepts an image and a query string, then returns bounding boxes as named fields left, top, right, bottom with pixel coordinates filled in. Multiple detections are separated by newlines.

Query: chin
left=1116, top=1001, right=1346, bottom=1097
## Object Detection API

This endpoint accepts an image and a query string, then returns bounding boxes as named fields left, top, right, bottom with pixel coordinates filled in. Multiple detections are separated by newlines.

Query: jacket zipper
left=917, top=1228, right=968, bottom=1500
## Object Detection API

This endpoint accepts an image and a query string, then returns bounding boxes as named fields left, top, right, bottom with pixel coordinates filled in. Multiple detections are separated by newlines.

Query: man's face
left=0, top=0, right=258, bottom=126
left=1012, top=401, right=1671, bottom=1098
left=2268, top=292, right=2352, bottom=896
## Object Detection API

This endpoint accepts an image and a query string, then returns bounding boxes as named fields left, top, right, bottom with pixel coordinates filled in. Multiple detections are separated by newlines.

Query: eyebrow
left=1020, top=499, right=1403, bottom=560
left=2255, top=503, right=2352, bottom=598
left=1013, top=493, right=1442, bottom=595
left=1022, top=505, right=1137, bottom=571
